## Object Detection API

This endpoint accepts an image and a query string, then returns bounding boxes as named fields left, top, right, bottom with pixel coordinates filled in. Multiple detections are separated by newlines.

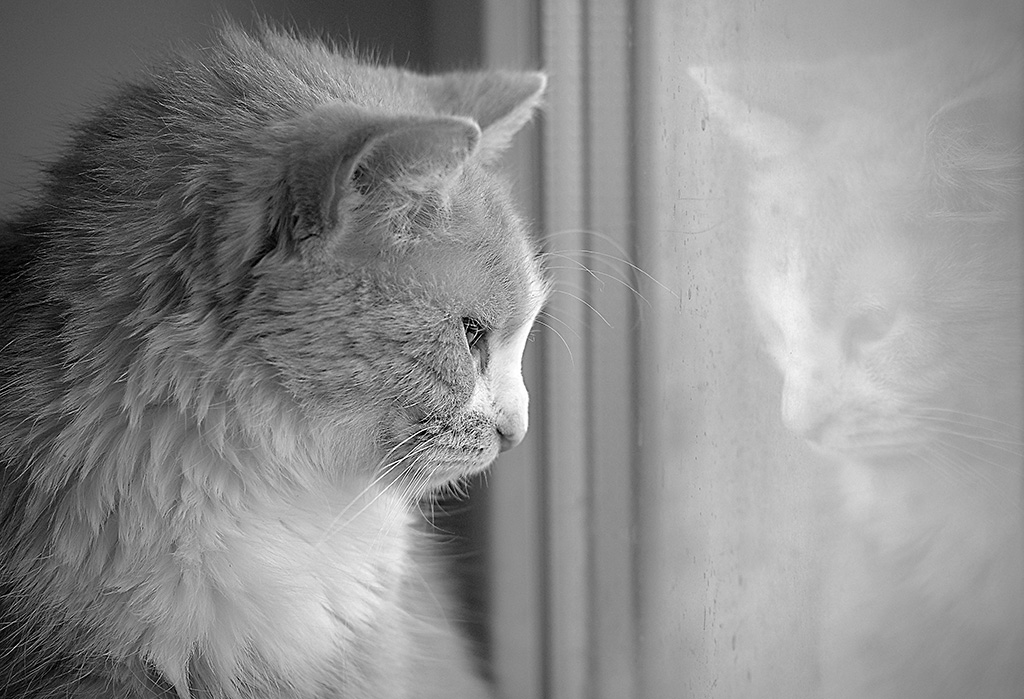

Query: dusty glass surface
left=635, top=1, right=1023, bottom=696
left=491, top=1, right=1023, bottom=697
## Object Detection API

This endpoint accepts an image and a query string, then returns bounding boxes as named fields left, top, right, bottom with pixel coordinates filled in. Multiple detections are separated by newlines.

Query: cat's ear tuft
left=426, top=71, right=546, bottom=164
left=271, top=104, right=481, bottom=247
left=689, top=64, right=802, bottom=161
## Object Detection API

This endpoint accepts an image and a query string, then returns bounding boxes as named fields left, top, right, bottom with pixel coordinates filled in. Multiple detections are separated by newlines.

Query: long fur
left=0, top=22, right=547, bottom=698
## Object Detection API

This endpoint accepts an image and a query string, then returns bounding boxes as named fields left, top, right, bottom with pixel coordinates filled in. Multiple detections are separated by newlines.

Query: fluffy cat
left=0, top=23, right=547, bottom=699
left=694, top=24, right=1023, bottom=699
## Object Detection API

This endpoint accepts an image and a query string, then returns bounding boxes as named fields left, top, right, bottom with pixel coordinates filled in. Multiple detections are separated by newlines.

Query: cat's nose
left=495, top=393, right=528, bottom=451
left=493, top=365, right=529, bottom=451
left=497, top=415, right=526, bottom=451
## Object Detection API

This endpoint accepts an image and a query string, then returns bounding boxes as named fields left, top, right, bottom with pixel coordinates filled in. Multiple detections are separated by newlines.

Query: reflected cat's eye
left=843, top=307, right=894, bottom=354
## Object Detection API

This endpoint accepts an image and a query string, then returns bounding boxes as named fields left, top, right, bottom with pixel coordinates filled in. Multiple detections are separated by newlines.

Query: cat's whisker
left=916, top=444, right=1015, bottom=513
left=373, top=437, right=435, bottom=484
left=545, top=263, right=654, bottom=309
left=541, top=246, right=677, bottom=300
left=416, top=494, right=438, bottom=525
left=542, top=256, right=609, bottom=291
left=539, top=227, right=633, bottom=257
left=541, top=285, right=627, bottom=333
left=913, top=406, right=1024, bottom=433
left=909, top=407, right=1021, bottom=433
left=546, top=278, right=597, bottom=303
left=928, top=432, right=1024, bottom=476
left=533, top=317, right=576, bottom=365
left=323, top=465, right=422, bottom=544
left=920, top=424, right=1024, bottom=458
left=541, top=250, right=655, bottom=305
left=917, top=440, right=1024, bottom=515
left=907, top=442, right=971, bottom=493
left=315, top=430, right=436, bottom=543
left=381, top=433, right=445, bottom=482
left=909, top=417, right=1024, bottom=458
left=912, top=408, right=1022, bottom=431
left=548, top=288, right=612, bottom=328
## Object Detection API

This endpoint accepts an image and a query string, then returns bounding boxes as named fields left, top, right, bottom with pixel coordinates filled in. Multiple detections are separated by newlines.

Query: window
left=485, top=1, right=1024, bottom=697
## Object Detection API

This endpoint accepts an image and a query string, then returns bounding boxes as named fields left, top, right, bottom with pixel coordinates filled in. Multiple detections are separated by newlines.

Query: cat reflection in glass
left=695, top=24, right=1023, bottom=699
left=0, top=23, right=547, bottom=699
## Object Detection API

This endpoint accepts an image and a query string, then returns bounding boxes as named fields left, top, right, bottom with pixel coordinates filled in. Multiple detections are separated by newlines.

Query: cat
left=693, top=23, right=1024, bottom=699
left=0, top=22, right=547, bottom=699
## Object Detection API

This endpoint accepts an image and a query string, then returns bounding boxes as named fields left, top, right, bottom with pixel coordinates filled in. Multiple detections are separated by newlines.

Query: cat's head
left=228, top=32, right=549, bottom=495
left=41, top=26, right=548, bottom=496
left=691, top=33, right=1023, bottom=463
left=247, top=100, right=549, bottom=494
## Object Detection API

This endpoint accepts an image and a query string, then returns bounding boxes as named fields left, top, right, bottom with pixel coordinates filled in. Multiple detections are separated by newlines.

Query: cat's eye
left=462, top=317, right=488, bottom=351
left=843, top=307, right=894, bottom=355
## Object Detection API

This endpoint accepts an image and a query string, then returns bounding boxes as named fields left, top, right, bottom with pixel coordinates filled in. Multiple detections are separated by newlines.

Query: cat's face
left=55, top=28, right=552, bottom=498
left=249, top=161, right=548, bottom=492
left=693, top=44, right=1023, bottom=464
left=743, top=157, right=938, bottom=458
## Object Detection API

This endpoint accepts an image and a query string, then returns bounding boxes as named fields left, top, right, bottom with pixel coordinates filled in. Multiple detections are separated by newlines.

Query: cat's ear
left=424, top=71, right=546, bottom=164
left=272, top=103, right=481, bottom=245
left=689, top=64, right=803, bottom=161
left=922, top=41, right=1023, bottom=208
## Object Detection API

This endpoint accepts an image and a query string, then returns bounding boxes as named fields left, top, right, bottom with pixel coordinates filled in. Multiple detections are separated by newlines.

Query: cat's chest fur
left=203, top=491, right=484, bottom=699
left=207, top=489, right=412, bottom=694
left=61, top=407, right=420, bottom=695
left=821, top=455, right=1024, bottom=699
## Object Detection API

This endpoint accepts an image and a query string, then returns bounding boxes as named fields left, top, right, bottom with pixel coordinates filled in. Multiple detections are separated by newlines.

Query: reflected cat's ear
left=268, top=103, right=481, bottom=248
left=424, top=71, right=546, bottom=164
left=689, top=65, right=802, bottom=161
left=923, top=40, right=1023, bottom=193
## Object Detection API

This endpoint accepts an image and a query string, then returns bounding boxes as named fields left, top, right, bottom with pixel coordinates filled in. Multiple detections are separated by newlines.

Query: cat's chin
left=420, top=461, right=496, bottom=497
left=419, top=448, right=499, bottom=486
left=380, top=439, right=500, bottom=498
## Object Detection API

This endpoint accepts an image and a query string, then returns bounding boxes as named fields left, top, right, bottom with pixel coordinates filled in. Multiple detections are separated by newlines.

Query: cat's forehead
left=748, top=165, right=908, bottom=327
left=447, top=181, right=547, bottom=323
left=453, top=236, right=548, bottom=327
left=751, top=220, right=909, bottom=334
left=750, top=151, right=896, bottom=254
left=387, top=208, right=547, bottom=328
